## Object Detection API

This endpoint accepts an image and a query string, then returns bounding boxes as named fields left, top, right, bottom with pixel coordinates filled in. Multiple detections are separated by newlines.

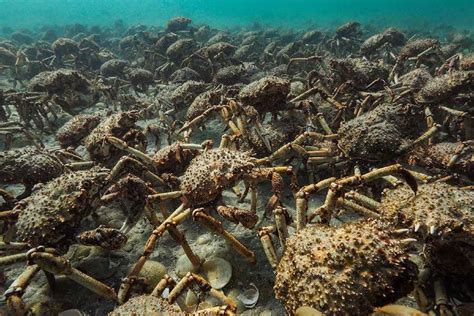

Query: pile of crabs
left=0, top=16, right=473, bottom=315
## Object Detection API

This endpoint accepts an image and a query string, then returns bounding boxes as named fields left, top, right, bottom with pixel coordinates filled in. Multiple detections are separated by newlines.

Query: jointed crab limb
left=398, top=124, right=441, bottom=154
left=178, top=105, right=230, bottom=135
left=107, top=155, right=165, bottom=186
left=117, top=204, right=191, bottom=303
left=258, top=226, right=279, bottom=269
left=216, top=204, right=258, bottom=229
left=5, top=264, right=41, bottom=316
left=0, top=241, right=29, bottom=252
left=0, top=122, right=44, bottom=150
left=316, top=112, right=333, bottom=135
left=155, top=203, right=201, bottom=268
left=0, top=246, right=56, bottom=267
left=344, top=190, right=381, bottom=211
left=168, top=272, right=237, bottom=311
left=336, top=195, right=380, bottom=218
left=192, top=208, right=256, bottom=264
left=295, top=177, right=336, bottom=231
left=256, top=132, right=337, bottom=165
left=433, top=278, right=453, bottom=315
left=29, top=251, right=118, bottom=301
left=150, top=274, right=176, bottom=297
left=0, top=189, right=17, bottom=210
left=273, top=207, right=289, bottom=249
left=309, top=164, right=417, bottom=223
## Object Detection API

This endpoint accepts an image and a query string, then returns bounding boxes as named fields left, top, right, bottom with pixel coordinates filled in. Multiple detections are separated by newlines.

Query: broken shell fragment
left=237, top=283, right=259, bottom=308
left=202, top=257, right=232, bottom=289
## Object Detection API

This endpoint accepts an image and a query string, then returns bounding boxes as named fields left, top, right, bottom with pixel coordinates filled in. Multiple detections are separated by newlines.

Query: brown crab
left=268, top=218, right=418, bottom=315
left=166, top=16, right=192, bottom=33
left=0, top=145, right=90, bottom=202
left=238, top=75, right=290, bottom=116
left=408, top=141, right=473, bottom=179
left=1, top=167, right=147, bottom=249
left=83, top=111, right=147, bottom=167
left=56, top=113, right=101, bottom=148
left=360, top=27, right=406, bottom=58
left=389, top=39, right=444, bottom=81
left=105, top=137, right=294, bottom=302
left=415, top=70, right=474, bottom=105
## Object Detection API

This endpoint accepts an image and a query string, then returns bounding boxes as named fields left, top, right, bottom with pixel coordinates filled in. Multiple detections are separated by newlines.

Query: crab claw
left=77, top=226, right=128, bottom=250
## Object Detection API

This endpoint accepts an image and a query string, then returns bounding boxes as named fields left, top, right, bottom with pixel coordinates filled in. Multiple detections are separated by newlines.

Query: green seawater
left=0, top=0, right=473, bottom=31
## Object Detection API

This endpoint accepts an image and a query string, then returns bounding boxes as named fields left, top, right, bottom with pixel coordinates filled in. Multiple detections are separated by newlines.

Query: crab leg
left=0, top=123, right=44, bottom=149
left=295, top=177, right=336, bottom=231
left=0, top=241, right=29, bottom=252
left=108, top=155, right=164, bottom=186
left=156, top=204, right=201, bottom=268
left=177, top=105, right=225, bottom=134
left=433, top=278, right=452, bottom=315
left=168, top=272, right=237, bottom=312
left=309, top=164, right=416, bottom=223
left=107, top=136, right=156, bottom=165
left=216, top=204, right=258, bottom=228
left=398, top=124, right=440, bottom=153
left=0, top=246, right=57, bottom=266
left=29, top=251, right=118, bottom=301
left=344, top=190, right=381, bottom=211
left=0, top=189, right=17, bottom=210
left=5, top=264, right=41, bottom=315
left=273, top=207, right=289, bottom=248
left=316, top=113, right=333, bottom=134
left=192, top=208, right=256, bottom=264
left=258, top=226, right=278, bottom=269
left=336, top=196, right=380, bottom=218
left=117, top=204, right=191, bottom=303
left=193, top=306, right=236, bottom=316
left=64, top=161, right=95, bottom=170
left=256, top=132, right=337, bottom=165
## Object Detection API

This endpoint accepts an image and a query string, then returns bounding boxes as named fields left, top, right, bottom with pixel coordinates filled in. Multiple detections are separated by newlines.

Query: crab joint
left=5, top=264, right=41, bottom=316
left=193, top=209, right=256, bottom=264
left=274, top=207, right=289, bottom=248
left=30, top=252, right=118, bottom=301
left=258, top=226, right=278, bottom=270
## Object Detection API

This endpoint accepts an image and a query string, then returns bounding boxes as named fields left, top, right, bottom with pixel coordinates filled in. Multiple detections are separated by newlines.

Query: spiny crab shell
left=84, top=111, right=147, bottom=166
left=56, top=113, right=101, bottom=148
left=416, top=70, right=474, bottom=104
left=380, top=182, right=474, bottom=284
left=274, top=219, right=417, bottom=315
left=380, top=181, right=473, bottom=236
left=0, top=146, right=63, bottom=188
left=337, top=102, right=424, bottom=161
left=238, top=75, right=290, bottom=114
left=14, top=167, right=109, bottom=247
left=179, top=148, right=255, bottom=206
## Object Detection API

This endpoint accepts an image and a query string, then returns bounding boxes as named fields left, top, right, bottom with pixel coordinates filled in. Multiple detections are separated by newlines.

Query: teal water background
left=1, top=0, right=473, bottom=30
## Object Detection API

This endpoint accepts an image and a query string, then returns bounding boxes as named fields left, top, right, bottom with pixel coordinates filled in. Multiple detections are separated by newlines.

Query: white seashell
left=185, top=289, right=198, bottom=308
left=237, top=283, right=259, bottom=308
left=175, top=254, right=200, bottom=277
left=202, top=257, right=232, bottom=289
